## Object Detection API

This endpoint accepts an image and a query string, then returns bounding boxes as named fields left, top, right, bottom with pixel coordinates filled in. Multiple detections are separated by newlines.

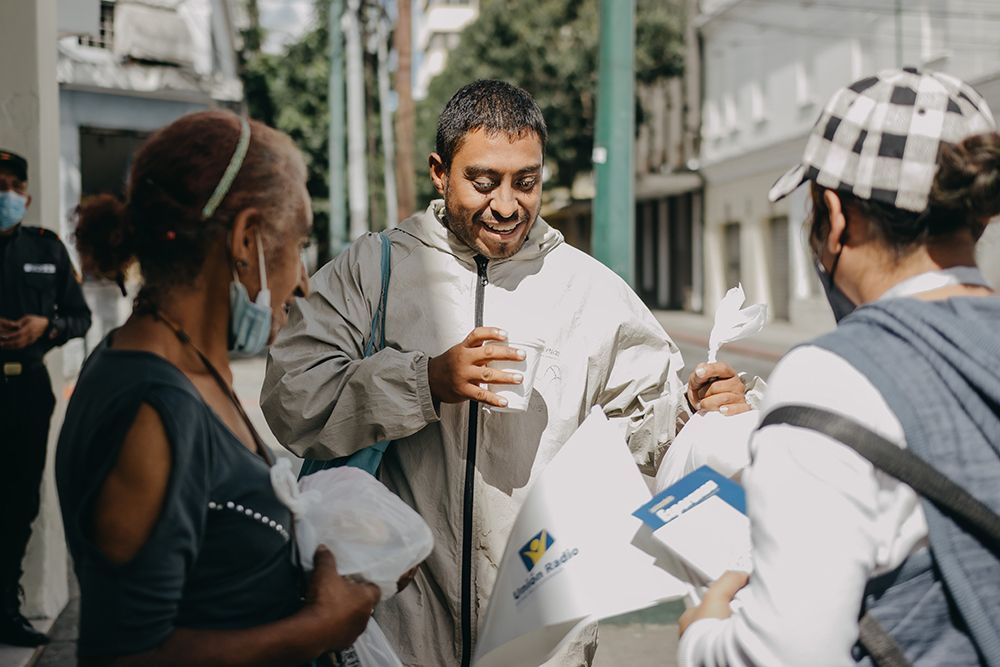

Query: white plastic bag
left=336, top=619, right=404, bottom=667
left=270, top=459, right=434, bottom=599
left=707, top=283, right=767, bottom=363
left=654, top=410, right=759, bottom=491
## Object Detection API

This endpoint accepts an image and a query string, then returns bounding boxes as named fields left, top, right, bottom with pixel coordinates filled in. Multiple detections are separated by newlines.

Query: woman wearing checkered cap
left=678, top=69, right=1000, bottom=666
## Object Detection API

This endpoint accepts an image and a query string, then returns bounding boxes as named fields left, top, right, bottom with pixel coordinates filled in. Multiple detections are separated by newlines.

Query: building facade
left=58, top=0, right=244, bottom=371
left=0, top=0, right=244, bottom=623
left=413, top=0, right=478, bottom=100
left=696, top=0, right=1000, bottom=326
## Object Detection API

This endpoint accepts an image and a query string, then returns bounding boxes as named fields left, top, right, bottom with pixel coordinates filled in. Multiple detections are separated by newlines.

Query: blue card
left=633, top=465, right=745, bottom=531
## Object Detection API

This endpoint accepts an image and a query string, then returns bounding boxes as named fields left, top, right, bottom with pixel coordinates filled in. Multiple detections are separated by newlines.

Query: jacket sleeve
left=49, top=240, right=92, bottom=346
left=260, top=234, right=439, bottom=460
left=591, top=290, right=689, bottom=475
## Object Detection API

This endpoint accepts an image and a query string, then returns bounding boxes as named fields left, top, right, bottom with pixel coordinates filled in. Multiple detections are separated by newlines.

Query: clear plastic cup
left=483, top=338, right=545, bottom=413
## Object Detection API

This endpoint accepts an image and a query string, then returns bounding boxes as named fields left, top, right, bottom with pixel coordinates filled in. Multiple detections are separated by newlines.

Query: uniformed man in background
left=0, top=149, right=91, bottom=647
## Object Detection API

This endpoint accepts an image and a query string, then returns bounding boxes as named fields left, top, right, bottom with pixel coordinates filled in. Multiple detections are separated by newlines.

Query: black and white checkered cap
left=769, top=68, right=997, bottom=213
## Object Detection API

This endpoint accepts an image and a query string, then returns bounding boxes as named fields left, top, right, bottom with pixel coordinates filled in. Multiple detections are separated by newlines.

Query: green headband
left=202, top=116, right=252, bottom=219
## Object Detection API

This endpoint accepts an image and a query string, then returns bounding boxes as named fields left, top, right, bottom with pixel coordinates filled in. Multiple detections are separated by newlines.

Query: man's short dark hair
left=435, top=80, right=548, bottom=169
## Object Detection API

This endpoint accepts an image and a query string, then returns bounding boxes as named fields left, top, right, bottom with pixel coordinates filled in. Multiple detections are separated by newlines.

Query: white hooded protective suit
left=262, top=202, right=689, bottom=666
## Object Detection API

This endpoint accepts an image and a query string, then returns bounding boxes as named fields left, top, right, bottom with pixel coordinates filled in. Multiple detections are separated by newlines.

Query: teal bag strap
left=299, top=232, right=392, bottom=479
left=365, top=231, right=392, bottom=356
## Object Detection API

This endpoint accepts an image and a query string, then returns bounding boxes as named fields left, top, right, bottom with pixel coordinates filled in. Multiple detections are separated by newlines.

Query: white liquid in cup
left=483, top=339, right=544, bottom=413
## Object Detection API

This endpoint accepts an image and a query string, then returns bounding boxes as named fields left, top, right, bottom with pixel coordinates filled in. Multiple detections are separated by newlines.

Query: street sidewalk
left=0, top=619, right=54, bottom=667
left=652, top=308, right=833, bottom=363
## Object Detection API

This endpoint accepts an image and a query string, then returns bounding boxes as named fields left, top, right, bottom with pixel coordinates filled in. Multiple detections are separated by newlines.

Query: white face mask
left=229, top=231, right=272, bottom=354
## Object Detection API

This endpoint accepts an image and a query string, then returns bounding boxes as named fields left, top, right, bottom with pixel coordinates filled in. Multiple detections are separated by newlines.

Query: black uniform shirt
left=0, top=225, right=92, bottom=366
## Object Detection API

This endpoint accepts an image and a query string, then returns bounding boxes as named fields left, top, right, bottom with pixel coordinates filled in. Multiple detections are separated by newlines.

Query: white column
left=656, top=198, right=670, bottom=308
left=690, top=191, right=704, bottom=313
left=788, top=184, right=813, bottom=300
left=344, top=0, right=369, bottom=239
left=375, top=18, right=398, bottom=229
left=0, top=0, right=69, bottom=619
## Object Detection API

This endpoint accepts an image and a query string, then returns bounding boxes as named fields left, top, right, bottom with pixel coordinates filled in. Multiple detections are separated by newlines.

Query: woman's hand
left=687, top=362, right=751, bottom=416
left=303, top=546, right=382, bottom=652
left=678, top=571, right=750, bottom=637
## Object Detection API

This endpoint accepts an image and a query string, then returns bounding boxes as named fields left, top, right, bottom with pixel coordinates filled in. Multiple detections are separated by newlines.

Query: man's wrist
left=685, top=388, right=698, bottom=413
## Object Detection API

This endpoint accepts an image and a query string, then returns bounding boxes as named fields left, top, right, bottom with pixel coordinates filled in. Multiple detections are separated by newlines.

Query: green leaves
left=237, top=0, right=686, bottom=244
left=415, top=0, right=685, bottom=199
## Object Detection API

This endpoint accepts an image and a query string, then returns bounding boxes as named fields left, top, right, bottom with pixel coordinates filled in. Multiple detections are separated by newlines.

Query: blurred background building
left=413, top=0, right=479, bottom=100
left=0, top=0, right=246, bottom=629
left=58, top=0, right=245, bottom=370
left=695, top=0, right=1000, bottom=325
left=4, top=2, right=1000, bottom=658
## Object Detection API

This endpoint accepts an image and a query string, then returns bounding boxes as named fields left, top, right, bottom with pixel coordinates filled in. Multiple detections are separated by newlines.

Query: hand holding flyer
left=634, top=466, right=751, bottom=583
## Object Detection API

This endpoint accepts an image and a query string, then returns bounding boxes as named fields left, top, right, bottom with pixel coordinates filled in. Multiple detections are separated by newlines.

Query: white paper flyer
left=634, top=465, right=751, bottom=583
left=472, top=408, right=688, bottom=667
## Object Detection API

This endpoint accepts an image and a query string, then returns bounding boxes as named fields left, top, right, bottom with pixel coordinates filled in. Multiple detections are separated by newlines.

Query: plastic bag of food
left=335, top=619, right=404, bottom=667
left=271, top=459, right=434, bottom=599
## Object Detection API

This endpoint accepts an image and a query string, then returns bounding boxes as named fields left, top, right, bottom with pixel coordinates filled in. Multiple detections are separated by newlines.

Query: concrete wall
left=0, top=0, right=70, bottom=620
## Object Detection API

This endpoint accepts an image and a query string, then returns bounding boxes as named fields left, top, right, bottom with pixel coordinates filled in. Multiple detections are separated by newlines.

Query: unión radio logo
left=519, top=529, right=555, bottom=572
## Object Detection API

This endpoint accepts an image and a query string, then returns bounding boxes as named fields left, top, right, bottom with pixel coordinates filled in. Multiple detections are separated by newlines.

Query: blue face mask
left=0, top=191, right=27, bottom=231
left=229, top=231, right=272, bottom=355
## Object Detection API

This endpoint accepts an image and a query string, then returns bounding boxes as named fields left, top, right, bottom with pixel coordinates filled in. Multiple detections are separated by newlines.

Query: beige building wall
left=701, top=134, right=834, bottom=331
left=696, top=0, right=1000, bottom=328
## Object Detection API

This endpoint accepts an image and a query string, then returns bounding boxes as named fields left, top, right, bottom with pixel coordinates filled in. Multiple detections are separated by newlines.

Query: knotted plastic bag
left=271, top=458, right=434, bottom=599
left=707, top=283, right=767, bottom=363
left=338, top=619, right=405, bottom=667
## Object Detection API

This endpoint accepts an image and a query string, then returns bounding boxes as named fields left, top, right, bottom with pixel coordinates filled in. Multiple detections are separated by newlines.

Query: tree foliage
left=239, top=1, right=389, bottom=257
left=237, top=0, right=686, bottom=250
left=415, top=0, right=685, bottom=202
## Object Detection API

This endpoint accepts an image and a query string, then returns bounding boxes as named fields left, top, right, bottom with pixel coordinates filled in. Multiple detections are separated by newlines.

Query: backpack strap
left=300, top=232, right=392, bottom=480
left=760, top=405, right=1000, bottom=551
left=364, top=231, right=392, bottom=357
left=759, top=404, right=1000, bottom=667
left=857, top=614, right=912, bottom=667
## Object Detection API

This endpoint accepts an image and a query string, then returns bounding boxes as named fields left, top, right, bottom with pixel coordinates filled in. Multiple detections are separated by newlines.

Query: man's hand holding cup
left=428, top=327, right=527, bottom=409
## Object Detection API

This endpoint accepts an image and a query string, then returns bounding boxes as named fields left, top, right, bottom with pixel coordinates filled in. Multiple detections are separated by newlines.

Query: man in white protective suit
left=261, top=79, right=750, bottom=667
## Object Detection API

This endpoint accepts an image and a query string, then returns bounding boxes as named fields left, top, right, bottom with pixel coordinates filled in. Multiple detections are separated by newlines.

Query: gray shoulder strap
left=761, top=404, right=1000, bottom=667
left=761, top=405, right=1000, bottom=552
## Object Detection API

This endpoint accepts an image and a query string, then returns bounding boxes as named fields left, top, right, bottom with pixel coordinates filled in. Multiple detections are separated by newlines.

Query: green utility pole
left=329, top=0, right=347, bottom=256
left=592, top=0, right=636, bottom=287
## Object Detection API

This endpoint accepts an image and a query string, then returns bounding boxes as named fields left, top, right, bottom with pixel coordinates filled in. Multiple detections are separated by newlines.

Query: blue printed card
left=633, top=466, right=751, bottom=580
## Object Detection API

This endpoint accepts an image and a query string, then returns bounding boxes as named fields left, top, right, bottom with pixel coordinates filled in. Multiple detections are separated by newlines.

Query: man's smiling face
left=432, top=128, right=544, bottom=260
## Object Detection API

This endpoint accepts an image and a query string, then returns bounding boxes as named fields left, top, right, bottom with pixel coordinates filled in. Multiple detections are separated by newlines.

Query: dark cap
left=0, top=150, right=28, bottom=181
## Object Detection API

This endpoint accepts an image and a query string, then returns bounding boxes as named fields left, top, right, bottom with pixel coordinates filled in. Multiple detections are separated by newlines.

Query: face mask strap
left=827, top=220, right=850, bottom=284
left=255, top=230, right=268, bottom=291
left=203, top=117, right=252, bottom=220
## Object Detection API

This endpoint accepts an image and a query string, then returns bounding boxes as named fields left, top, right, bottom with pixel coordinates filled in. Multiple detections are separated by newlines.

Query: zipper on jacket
left=461, top=255, right=488, bottom=667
